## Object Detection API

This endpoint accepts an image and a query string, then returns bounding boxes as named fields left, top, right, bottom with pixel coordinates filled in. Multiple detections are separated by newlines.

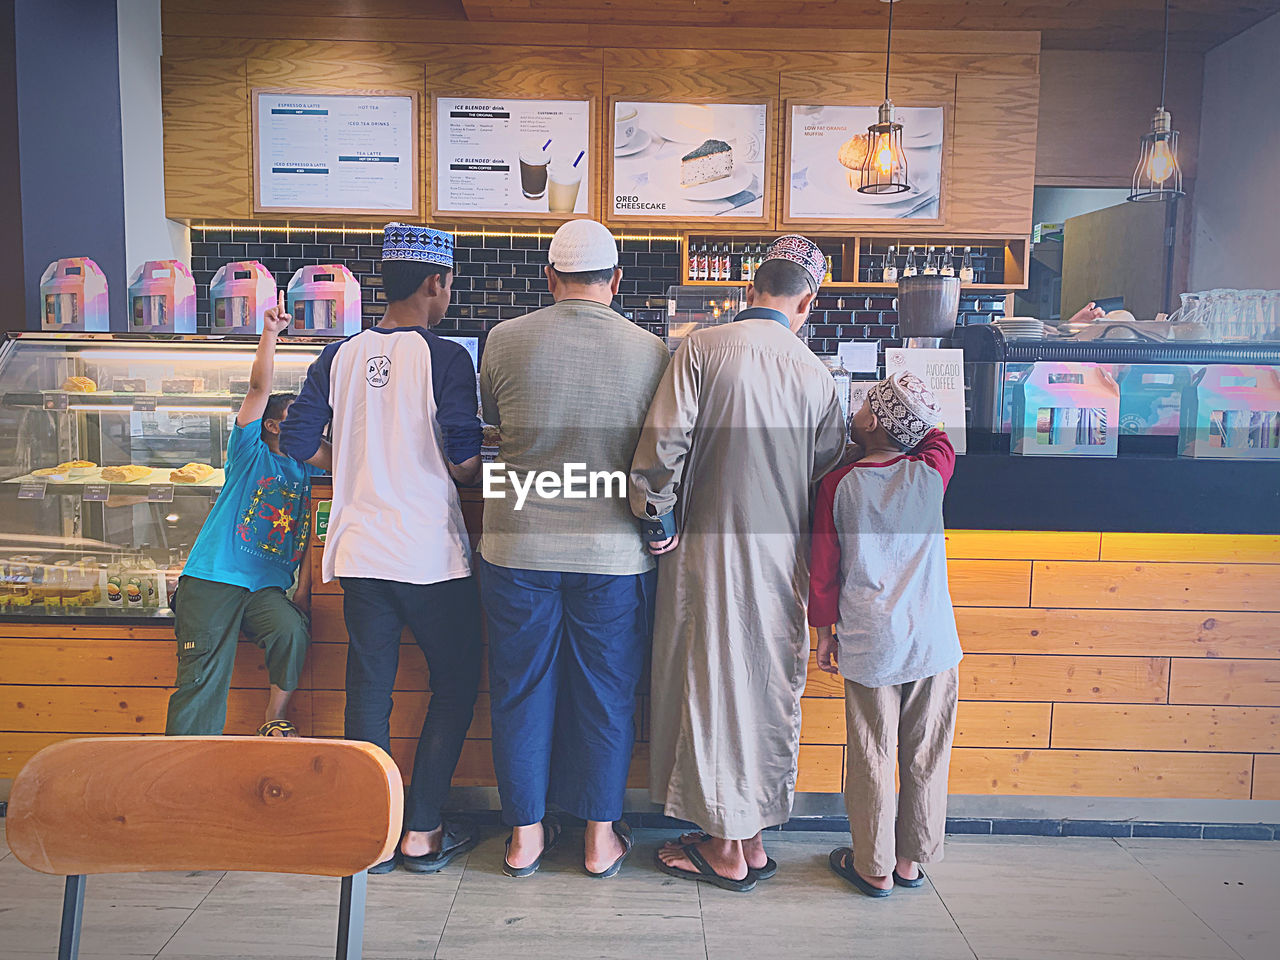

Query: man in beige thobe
left=630, top=235, right=847, bottom=892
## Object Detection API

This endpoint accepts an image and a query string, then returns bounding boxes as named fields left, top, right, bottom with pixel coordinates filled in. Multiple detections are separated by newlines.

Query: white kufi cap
left=547, top=219, right=619, bottom=273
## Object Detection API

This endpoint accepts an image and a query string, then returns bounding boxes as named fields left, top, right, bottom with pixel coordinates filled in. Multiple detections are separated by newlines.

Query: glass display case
left=0, top=332, right=327, bottom=619
left=665, top=285, right=747, bottom=353
left=957, top=325, right=1280, bottom=458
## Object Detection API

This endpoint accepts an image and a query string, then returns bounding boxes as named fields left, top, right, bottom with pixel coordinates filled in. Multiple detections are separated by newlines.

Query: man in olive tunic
left=629, top=235, right=847, bottom=891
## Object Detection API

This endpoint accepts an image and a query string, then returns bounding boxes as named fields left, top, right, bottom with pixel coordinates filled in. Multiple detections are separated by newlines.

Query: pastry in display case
left=0, top=331, right=328, bottom=619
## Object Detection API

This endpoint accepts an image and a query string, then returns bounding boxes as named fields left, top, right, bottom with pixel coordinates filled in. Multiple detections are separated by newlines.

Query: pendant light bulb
left=1128, top=0, right=1185, bottom=202
left=859, top=0, right=910, bottom=195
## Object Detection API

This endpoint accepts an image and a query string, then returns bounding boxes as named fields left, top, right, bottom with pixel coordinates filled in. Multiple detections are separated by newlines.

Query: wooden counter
left=3, top=485, right=1278, bottom=804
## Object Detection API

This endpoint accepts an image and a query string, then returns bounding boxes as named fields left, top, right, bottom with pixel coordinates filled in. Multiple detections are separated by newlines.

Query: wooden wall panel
left=1031, top=561, right=1280, bottom=612
left=954, top=608, right=1280, bottom=659
left=1169, top=660, right=1280, bottom=707
left=953, top=702, right=1051, bottom=748
left=2, top=732, right=71, bottom=778
left=948, top=75, right=1039, bottom=236
left=798, top=696, right=844, bottom=744
left=1099, top=533, right=1280, bottom=564
left=1053, top=704, right=1280, bottom=753
left=162, top=57, right=251, bottom=219
left=947, top=560, right=1033, bottom=607
left=1253, top=755, right=1280, bottom=801
left=959, top=654, right=1169, bottom=703
left=945, top=529, right=1099, bottom=561
left=949, top=748, right=1253, bottom=799
left=795, top=745, right=844, bottom=792
left=0, top=686, right=311, bottom=736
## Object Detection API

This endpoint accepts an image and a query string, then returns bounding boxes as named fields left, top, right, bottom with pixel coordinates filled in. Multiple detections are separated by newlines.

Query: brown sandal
left=257, top=719, right=298, bottom=737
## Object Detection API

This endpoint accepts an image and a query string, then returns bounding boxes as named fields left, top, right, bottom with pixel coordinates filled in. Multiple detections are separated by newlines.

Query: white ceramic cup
left=615, top=106, right=638, bottom=145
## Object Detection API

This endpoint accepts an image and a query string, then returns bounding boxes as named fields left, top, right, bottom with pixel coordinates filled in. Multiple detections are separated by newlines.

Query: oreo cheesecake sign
left=611, top=101, right=768, bottom=219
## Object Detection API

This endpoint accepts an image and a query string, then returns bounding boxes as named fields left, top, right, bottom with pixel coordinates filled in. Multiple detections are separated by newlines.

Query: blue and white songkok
left=381, top=222, right=454, bottom=269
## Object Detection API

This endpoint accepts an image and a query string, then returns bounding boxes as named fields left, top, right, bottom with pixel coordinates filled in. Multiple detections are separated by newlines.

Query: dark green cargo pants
left=165, top=575, right=310, bottom=736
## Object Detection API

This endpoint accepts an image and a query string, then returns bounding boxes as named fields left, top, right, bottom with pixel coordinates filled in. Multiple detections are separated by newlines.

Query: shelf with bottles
left=853, top=238, right=1028, bottom=290
left=678, top=234, right=1027, bottom=290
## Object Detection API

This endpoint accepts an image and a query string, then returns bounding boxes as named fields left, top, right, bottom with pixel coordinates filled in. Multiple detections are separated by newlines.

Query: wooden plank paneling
left=1170, top=660, right=1280, bottom=707
left=162, top=57, right=250, bottom=219
left=0, top=686, right=313, bottom=736
left=1, top=732, right=74, bottom=778
left=948, top=560, right=1032, bottom=607
left=1253, top=754, right=1280, bottom=801
left=1031, top=561, right=1280, bottom=612
left=799, top=696, right=844, bottom=744
left=1053, top=704, right=1280, bottom=753
left=954, top=608, right=1280, bottom=659
left=1099, top=533, right=1280, bottom=564
left=0, top=636, right=300, bottom=689
left=954, top=702, right=1051, bottom=748
left=948, top=748, right=1253, bottom=799
left=959, top=654, right=1169, bottom=703
left=947, top=75, right=1038, bottom=236
left=945, top=530, right=1100, bottom=561
left=0, top=623, right=172, bottom=640
left=795, top=744, right=844, bottom=793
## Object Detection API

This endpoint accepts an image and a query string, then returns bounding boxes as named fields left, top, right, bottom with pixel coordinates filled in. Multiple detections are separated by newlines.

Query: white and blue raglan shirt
left=279, top=326, right=482, bottom=585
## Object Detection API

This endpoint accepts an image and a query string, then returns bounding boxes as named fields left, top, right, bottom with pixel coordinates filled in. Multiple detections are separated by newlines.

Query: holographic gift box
left=126, top=260, right=196, bottom=333
left=39, top=258, right=110, bottom=332
left=286, top=264, right=362, bottom=337
left=1179, top=364, right=1280, bottom=460
left=1011, top=361, right=1119, bottom=457
left=209, top=261, right=277, bottom=334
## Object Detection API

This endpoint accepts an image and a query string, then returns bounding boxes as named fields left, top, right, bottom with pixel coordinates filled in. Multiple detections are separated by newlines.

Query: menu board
left=788, top=104, right=944, bottom=221
left=611, top=102, right=768, bottom=220
left=435, top=98, right=592, bottom=217
left=254, top=91, right=418, bottom=215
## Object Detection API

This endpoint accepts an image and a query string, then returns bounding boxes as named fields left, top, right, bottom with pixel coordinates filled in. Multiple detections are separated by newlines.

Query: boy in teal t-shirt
left=165, top=298, right=330, bottom=737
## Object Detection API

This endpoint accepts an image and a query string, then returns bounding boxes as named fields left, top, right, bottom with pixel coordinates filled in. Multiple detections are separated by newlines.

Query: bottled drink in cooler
left=139, top=545, right=160, bottom=609
left=106, top=556, right=123, bottom=606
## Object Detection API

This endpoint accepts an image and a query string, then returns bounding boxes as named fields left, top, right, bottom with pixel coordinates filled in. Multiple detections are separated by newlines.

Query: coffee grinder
left=897, top=275, right=960, bottom=348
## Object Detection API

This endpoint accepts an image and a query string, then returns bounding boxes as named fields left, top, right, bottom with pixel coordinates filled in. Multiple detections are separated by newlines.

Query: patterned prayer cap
left=868, top=371, right=943, bottom=449
left=762, top=234, right=826, bottom=291
left=382, top=222, right=454, bottom=268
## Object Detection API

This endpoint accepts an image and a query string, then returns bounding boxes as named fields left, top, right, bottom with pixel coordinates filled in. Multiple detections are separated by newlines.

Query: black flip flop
left=828, top=847, right=892, bottom=898
left=655, top=841, right=756, bottom=893
left=585, top=821, right=634, bottom=879
left=675, top=830, right=777, bottom=881
left=893, top=867, right=926, bottom=888
left=503, top=815, right=561, bottom=878
left=368, top=851, right=399, bottom=875
left=401, top=822, right=478, bottom=874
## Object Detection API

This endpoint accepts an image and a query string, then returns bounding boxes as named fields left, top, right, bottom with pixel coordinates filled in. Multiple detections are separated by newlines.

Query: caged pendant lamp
left=1129, top=0, right=1185, bottom=201
left=859, top=0, right=910, bottom=195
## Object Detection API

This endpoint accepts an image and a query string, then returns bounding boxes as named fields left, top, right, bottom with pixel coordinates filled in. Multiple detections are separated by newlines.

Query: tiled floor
left=3, top=823, right=1277, bottom=960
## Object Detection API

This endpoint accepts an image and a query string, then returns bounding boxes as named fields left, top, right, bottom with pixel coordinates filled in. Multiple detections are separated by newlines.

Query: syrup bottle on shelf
left=882, top=245, right=899, bottom=284
left=940, top=245, right=956, bottom=277
left=711, top=243, right=722, bottom=281
left=959, top=246, right=976, bottom=284
left=720, top=245, right=733, bottom=282
left=741, top=243, right=753, bottom=282
left=696, top=243, right=709, bottom=281
left=922, top=246, right=939, bottom=275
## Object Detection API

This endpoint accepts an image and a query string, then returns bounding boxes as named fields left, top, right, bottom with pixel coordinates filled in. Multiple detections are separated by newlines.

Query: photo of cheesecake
left=680, top=139, right=734, bottom=187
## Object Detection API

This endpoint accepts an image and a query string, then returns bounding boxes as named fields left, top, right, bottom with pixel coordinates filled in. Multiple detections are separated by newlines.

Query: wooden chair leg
left=59, top=875, right=86, bottom=960
left=336, top=871, right=367, bottom=960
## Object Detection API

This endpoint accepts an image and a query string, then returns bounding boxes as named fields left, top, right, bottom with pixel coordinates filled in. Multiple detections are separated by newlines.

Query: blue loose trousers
left=478, top=555, right=654, bottom=826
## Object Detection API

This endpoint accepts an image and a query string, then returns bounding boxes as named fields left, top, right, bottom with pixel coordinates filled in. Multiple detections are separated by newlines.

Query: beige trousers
left=843, top=665, right=959, bottom=876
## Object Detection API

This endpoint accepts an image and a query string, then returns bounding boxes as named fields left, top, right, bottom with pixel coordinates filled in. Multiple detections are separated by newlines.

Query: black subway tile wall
left=188, top=223, right=1004, bottom=371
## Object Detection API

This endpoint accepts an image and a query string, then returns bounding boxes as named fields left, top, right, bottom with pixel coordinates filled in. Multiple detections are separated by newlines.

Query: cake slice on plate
left=681, top=139, right=733, bottom=187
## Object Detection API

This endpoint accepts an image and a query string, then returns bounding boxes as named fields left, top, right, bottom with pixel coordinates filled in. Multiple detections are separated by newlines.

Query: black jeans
left=340, top=575, right=482, bottom=832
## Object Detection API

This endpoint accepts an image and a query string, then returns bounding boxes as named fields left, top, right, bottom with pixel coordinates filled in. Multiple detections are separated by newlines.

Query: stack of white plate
left=994, top=317, right=1046, bottom=341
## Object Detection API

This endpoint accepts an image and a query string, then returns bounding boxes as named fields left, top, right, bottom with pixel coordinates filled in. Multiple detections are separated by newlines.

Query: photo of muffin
left=837, top=134, right=870, bottom=189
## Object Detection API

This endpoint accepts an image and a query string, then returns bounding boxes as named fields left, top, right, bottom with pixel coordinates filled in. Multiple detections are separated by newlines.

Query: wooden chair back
left=7, top=737, right=402, bottom=877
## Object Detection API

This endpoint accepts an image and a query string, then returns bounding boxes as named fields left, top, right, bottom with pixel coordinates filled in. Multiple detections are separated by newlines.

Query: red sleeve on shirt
left=910, top=429, right=956, bottom=490
left=808, top=466, right=850, bottom=628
